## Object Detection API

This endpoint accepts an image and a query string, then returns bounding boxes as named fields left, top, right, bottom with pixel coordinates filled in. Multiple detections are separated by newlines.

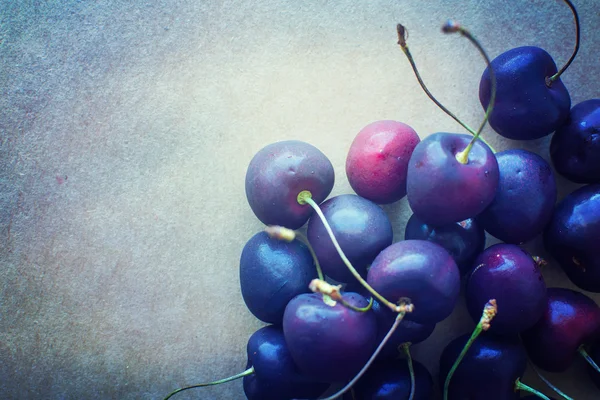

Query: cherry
left=243, top=326, right=329, bottom=400
left=282, top=292, right=378, bottom=383
left=163, top=326, right=328, bottom=400
left=306, top=194, right=393, bottom=283
left=477, top=149, right=557, bottom=244
left=404, top=215, right=485, bottom=276
left=239, top=231, right=317, bottom=324
left=406, top=132, right=499, bottom=226
left=367, top=240, right=460, bottom=324
left=345, top=120, right=420, bottom=204
left=245, top=140, right=334, bottom=229
left=479, top=0, right=579, bottom=140
left=349, top=359, right=433, bottom=400
left=440, top=333, right=541, bottom=400
left=521, top=287, right=600, bottom=373
left=370, top=299, right=435, bottom=360
left=543, top=184, right=600, bottom=292
left=550, top=99, right=600, bottom=184
left=465, top=244, right=547, bottom=335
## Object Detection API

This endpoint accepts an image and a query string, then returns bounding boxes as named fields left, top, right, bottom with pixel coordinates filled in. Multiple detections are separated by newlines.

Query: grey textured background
left=1, top=0, right=599, bottom=399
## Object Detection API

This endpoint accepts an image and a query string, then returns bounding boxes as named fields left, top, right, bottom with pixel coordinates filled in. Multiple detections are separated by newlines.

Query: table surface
left=1, top=0, right=599, bottom=399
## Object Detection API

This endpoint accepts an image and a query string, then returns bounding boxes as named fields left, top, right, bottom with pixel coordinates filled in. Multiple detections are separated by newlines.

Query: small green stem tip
left=514, top=378, right=551, bottom=400
left=530, top=362, right=574, bottom=400
left=579, top=346, right=600, bottom=374
left=443, top=299, right=497, bottom=400
left=163, top=367, right=255, bottom=400
left=402, top=343, right=416, bottom=400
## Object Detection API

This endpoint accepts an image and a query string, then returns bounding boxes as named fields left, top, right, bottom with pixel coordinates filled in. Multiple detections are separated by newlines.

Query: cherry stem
left=578, top=346, right=600, bottom=374
left=546, top=0, right=580, bottom=86
left=442, top=20, right=496, bottom=165
left=298, top=191, right=413, bottom=315
left=319, top=310, right=409, bottom=400
left=395, top=24, right=495, bottom=154
left=530, top=362, right=574, bottom=400
left=443, top=299, right=497, bottom=400
left=295, top=231, right=325, bottom=281
left=162, top=367, right=255, bottom=400
left=514, top=378, right=551, bottom=400
left=402, top=343, right=415, bottom=400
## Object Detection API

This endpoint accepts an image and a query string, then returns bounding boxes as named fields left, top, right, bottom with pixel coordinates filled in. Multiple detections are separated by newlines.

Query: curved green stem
left=530, top=362, right=574, bottom=400
left=514, top=378, right=551, bottom=400
left=396, top=24, right=495, bottom=153
left=546, top=0, right=580, bottom=86
left=579, top=346, right=600, bottom=373
left=320, top=311, right=408, bottom=400
left=402, top=343, right=415, bottom=400
left=295, top=231, right=325, bottom=281
left=441, top=21, right=496, bottom=164
left=163, top=367, right=255, bottom=400
left=298, top=191, right=410, bottom=314
left=341, top=296, right=374, bottom=312
left=443, top=299, right=497, bottom=400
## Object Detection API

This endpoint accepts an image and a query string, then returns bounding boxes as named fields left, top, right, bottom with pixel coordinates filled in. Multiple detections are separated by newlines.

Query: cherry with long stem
left=396, top=23, right=495, bottom=154
left=545, top=0, right=580, bottom=87
left=443, top=299, right=497, bottom=400
left=402, top=343, right=415, bottom=400
left=579, top=346, right=600, bottom=374
left=162, top=368, right=255, bottom=400
left=442, top=20, right=496, bottom=165
left=318, top=304, right=412, bottom=400
left=297, top=191, right=408, bottom=314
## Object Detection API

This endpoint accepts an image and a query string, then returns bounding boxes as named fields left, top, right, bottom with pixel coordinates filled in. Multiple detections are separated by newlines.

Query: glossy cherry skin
left=543, top=184, right=600, bottom=292
left=404, top=214, right=485, bottom=276
left=240, top=231, right=317, bottom=324
left=282, top=292, right=377, bottom=383
left=245, top=140, right=334, bottom=229
left=466, top=244, right=547, bottom=335
left=479, top=46, right=571, bottom=140
left=242, top=326, right=329, bottom=400
left=307, top=194, right=393, bottom=283
left=371, top=299, right=436, bottom=360
left=350, top=359, right=433, bottom=400
left=521, top=287, right=600, bottom=372
left=406, top=132, right=499, bottom=226
left=550, top=99, right=600, bottom=183
left=367, top=240, right=460, bottom=324
left=477, top=149, right=557, bottom=244
left=439, top=333, right=527, bottom=400
left=346, top=120, right=420, bottom=204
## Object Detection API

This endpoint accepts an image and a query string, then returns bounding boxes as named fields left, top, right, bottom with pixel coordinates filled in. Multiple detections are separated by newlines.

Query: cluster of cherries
left=164, top=1, right=600, bottom=399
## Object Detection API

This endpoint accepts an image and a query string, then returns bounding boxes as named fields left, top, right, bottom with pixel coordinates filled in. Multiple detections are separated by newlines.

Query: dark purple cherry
left=307, top=194, right=393, bottom=283
left=404, top=214, right=485, bottom=276
left=543, top=184, right=600, bottom=292
left=406, top=132, right=499, bottom=226
left=550, top=99, right=600, bottom=184
left=367, top=240, right=460, bottom=324
left=243, top=326, right=329, bottom=400
left=346, top=120, right=420, bottom=204
left=245, top=140, right=334, bottom=229
left=465, top=244, right=547, bottom=335
left=521, top=287, right=600, bottom=372
left=439, top=333, right=527, bottom=400
left=479, top=46, right=571, bottom=140
left=371, top=299, right=436, bottom=360
left=477, top=149, right=557, bottom=244
left=351, top=359, right=433, bottom=400
left=282, top=292, right=377, bottom=383
left=240, top=231, right=317, bottom=324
